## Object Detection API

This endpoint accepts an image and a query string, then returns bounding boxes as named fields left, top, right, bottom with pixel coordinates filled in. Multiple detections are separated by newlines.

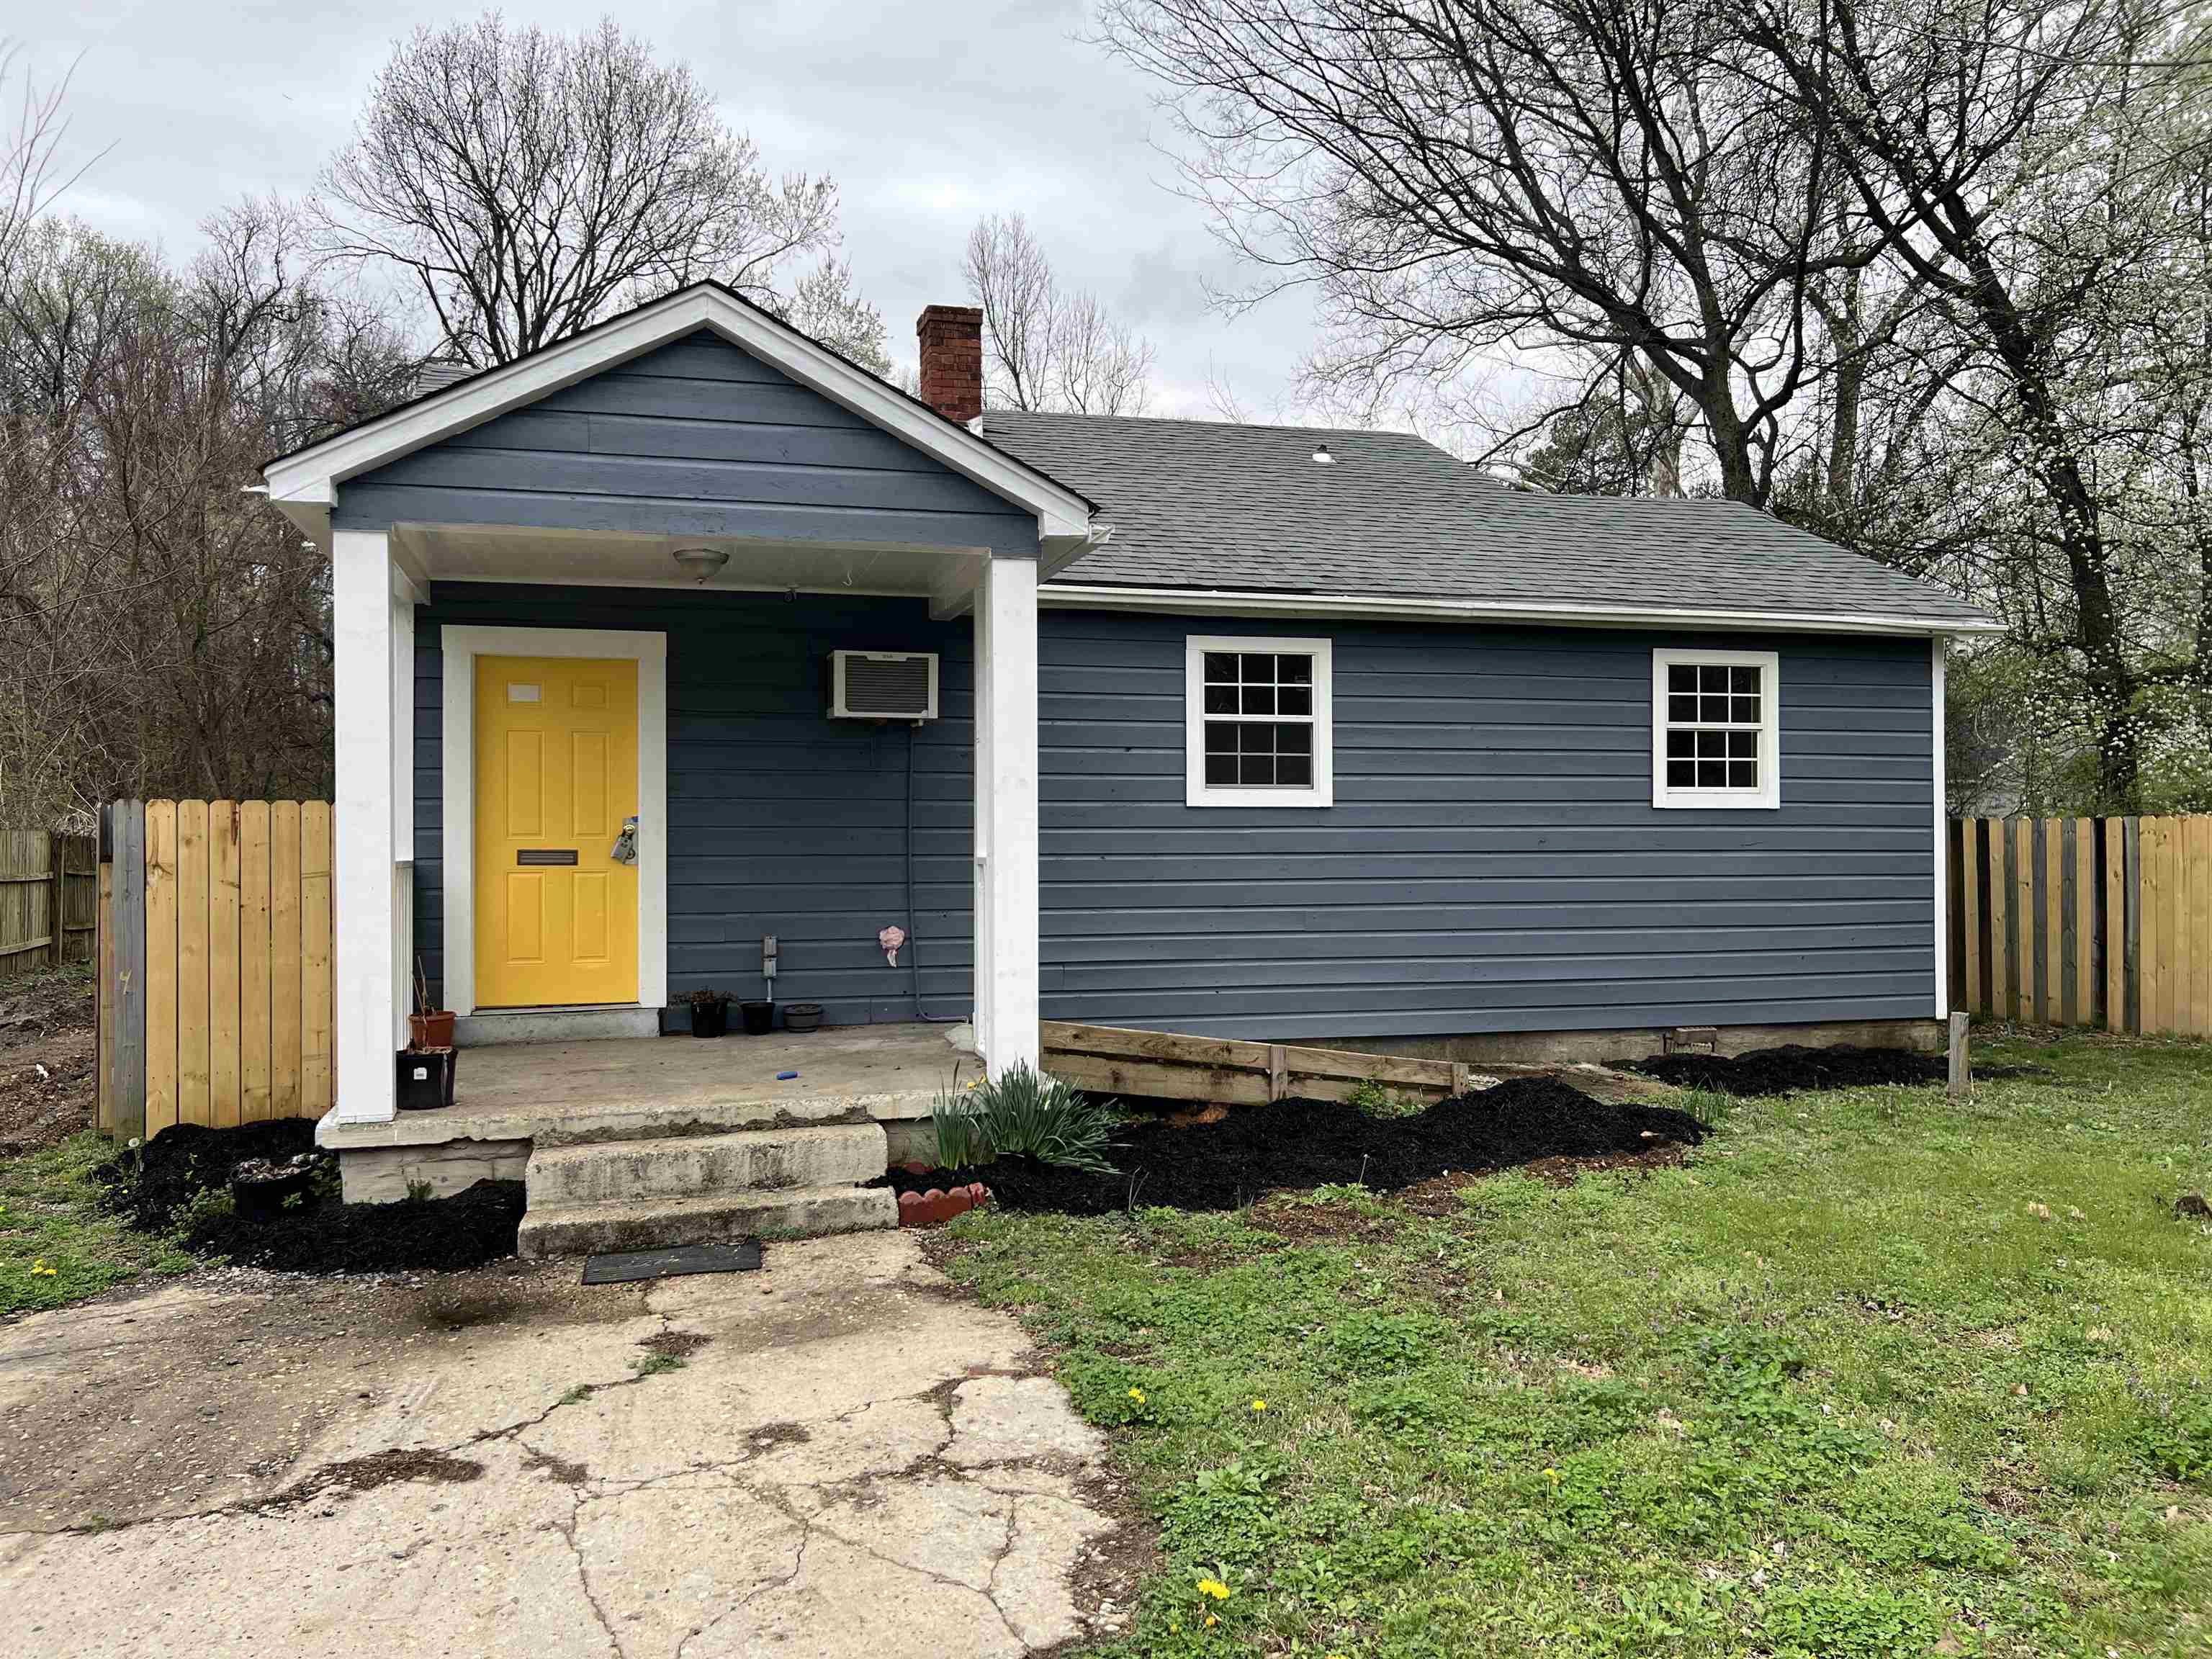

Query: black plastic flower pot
left=690, top=1001, right=729, bottom=1038
left=739, top=1000, right=774, bottom=1035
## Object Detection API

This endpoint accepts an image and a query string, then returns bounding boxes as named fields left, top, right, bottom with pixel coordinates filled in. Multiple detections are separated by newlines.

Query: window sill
left=1652, top=789, right=1781, bottom=811
left=1187, top=786, right=1335, bottom=809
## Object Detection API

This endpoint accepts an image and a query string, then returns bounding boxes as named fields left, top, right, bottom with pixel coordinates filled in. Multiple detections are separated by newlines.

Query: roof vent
left=1311, top=444, right=1334, bottom=464
left=411, top=358, right=472, bottom=399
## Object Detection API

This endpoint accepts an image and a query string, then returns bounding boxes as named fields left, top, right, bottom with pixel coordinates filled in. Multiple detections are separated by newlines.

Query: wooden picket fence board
left=1951, top=814, right=2212, bottom=1036
left=0, top=829, right=99, bottom=976
left=99, top=800, right=336, bottom=1136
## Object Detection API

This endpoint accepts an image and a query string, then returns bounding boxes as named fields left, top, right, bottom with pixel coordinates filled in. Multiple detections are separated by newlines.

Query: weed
left=630, top=1351, right=684, bottom=1377
left=1322, top=1307, right=1439, bottom=1375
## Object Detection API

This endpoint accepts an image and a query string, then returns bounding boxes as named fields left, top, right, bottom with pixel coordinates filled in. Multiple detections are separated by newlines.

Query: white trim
left=333, top=531, right=399, bottom=1123
left=1184, top=635, right=1335, bottom=809
left=263, top=284, right=1094, bottom=550
left=1933, top=635, right=1948, bottom=1018
left=439, top=625, right=668, bottom=1017
left=1651, top=648, right=1782, bottom=811
left=974, top=559, right=1039, bottom=1074
left=1045, top=581, right=2003, bottom=639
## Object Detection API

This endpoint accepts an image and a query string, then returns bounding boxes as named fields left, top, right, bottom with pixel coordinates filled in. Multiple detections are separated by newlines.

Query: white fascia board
left=261, top=285, right=1093, bottom=549
left=1040, top=582, right=2005, bottom=639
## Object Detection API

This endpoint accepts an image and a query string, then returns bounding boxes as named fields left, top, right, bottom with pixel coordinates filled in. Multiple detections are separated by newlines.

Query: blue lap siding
left=1036, top=611, right=1936, bottom=1039
left=411, top=585, right=974, bottom=1025
left=333, top=329, right=1039, bottom=556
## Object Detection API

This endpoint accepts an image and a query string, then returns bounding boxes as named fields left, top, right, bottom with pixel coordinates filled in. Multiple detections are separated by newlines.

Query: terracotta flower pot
left=410, top=1010, right=456, bottom=1048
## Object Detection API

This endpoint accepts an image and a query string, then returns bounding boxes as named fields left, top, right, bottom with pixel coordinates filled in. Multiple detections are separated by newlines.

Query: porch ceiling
left=396, top=521, right=986, bottom=613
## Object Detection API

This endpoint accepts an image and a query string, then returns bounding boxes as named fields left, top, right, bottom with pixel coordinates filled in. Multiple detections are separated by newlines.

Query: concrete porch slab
left=320, top=1022, right=976, bottom=1154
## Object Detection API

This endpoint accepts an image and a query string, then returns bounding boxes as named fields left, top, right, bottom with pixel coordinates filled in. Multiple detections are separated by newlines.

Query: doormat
left=581, top=1238, right=763, bottom=1284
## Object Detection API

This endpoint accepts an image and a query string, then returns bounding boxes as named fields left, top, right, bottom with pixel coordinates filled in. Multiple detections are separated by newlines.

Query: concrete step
left=525, top=1124, right=886, bottom=1208
left=516, top=1184, right=897, bottom=1259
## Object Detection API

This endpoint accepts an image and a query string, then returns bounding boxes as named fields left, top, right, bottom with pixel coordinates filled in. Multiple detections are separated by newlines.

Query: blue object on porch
left=776, top=1071, right=799, bottom=1080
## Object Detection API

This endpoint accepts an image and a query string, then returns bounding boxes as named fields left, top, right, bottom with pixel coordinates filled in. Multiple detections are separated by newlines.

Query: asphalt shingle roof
left=977, top=410, right=1991, bottom=628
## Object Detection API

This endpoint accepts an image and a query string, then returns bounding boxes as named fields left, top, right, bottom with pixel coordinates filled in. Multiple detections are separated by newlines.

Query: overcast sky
left=24, top=1, right=1326, bottom=418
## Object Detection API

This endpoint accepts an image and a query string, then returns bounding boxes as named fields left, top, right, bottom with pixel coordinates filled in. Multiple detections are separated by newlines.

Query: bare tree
left=1094, top=0, right=1867, bottom=503
left=315, top=15, right=863, bottom=367
left=0, top=41, right=104, bottom=274
left=0, top=206, right=415, bottom=822
left=962, top=212, right=1156, bottom=413
left=1732, top=0, right=2189, bottom=804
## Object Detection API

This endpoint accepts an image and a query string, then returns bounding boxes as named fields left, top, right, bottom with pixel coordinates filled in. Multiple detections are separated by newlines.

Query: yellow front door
left=475, top=655, right=639, bottom=1007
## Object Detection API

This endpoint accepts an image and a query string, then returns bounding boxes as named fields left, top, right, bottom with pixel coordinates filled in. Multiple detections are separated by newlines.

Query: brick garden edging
left=895, top=1182, right=991, bottom=1228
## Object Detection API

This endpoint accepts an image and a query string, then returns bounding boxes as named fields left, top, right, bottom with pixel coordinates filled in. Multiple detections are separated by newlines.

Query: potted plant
left=782, top=1001, right=824, bottom=1033
left=408, top=959, right=455, bottom=1049
left=688, top=988, right=732, bottom=1038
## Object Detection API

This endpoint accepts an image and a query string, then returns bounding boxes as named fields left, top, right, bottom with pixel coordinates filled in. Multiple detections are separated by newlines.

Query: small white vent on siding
left=831, top=650, right=939, bottom=720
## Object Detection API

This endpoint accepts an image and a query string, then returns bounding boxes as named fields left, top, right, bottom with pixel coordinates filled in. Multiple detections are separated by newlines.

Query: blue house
left=260, top=283, right=1995, bottom=1239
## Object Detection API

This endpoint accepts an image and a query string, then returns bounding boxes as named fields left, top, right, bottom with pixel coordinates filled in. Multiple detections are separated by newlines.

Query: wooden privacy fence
left=98, top=800, right=335, bottom=1141
left=1950, top=814, right=2212, bottom=1037
left=0, top=830, right=97, bottom=976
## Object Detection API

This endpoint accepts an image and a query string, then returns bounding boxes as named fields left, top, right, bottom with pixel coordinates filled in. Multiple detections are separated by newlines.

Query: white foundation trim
left=1043, top=582, right=2005, bottom=638
left=333, top=531, right=400, bottom=1123
left=1933, top=635, right=1948, bottom=1018
left=439, top=624, right=669, bottom=1017
left=974, top=558, right=1039, bottom=1074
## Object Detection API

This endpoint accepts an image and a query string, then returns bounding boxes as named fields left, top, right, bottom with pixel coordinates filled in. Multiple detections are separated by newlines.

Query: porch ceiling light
left=673, top=546, right=729, bottom=584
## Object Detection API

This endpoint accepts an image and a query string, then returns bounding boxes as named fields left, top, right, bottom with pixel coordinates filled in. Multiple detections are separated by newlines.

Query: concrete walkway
left=0, top=1234, right=1138, bottom=1657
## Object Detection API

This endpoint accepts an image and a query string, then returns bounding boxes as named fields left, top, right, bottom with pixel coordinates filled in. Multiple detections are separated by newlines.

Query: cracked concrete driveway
left=0, top=1232, right=1141, bottom=1656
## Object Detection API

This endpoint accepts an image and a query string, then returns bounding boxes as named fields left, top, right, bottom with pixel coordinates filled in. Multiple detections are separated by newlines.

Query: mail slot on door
left=516, top=849, right=579, bottom=866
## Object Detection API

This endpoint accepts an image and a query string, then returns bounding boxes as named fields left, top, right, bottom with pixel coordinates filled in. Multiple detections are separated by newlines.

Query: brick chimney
left=916, top=305, right=984, bottom=425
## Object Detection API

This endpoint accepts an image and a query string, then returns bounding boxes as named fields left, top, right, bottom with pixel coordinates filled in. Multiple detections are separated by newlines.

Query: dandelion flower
left=1128, top=1386, right=1146, bottom=1404
left=1196, top=1577, right=1231, bottom=1601
left=1251, top=1398, right=1267, bottom=1413
left=1543, top=1466, right=1560, bottom=1485
left=1205, top=1615, right=1218, bottom=1627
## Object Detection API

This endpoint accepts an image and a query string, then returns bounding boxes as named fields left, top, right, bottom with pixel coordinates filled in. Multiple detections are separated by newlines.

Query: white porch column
left=333, top=529, right=399, bottom=1123
left=974, top=555, right=1039, bottom=1074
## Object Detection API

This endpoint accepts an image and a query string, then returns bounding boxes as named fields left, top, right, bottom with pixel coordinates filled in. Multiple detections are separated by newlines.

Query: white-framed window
left=1652, top=648, right=1781, bottom=809
left=1185, top=636, right=1334, bottom=807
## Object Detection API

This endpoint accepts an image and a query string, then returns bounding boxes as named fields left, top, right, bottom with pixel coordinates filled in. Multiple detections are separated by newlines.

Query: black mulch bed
left=94, top=1118, right=320, bottom=1231
left=190, top=1179, right=524, bottom=1274
left=1624, top=1043, right=1966, bottom=1096
left=876, top=1075, right=1704, bottom=1215
left=1625, top=1043, right=2054, bottom=1097
left=95, top=1118, right=523, bottom=1273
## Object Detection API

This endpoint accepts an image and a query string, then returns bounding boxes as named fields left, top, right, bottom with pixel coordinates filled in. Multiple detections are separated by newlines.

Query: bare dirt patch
left=274, top=1447, right=484, bottom=1505
left=0, top=1259, right=649, bottom=1531
left=637, top=1328, right=711, bottom=1359
left=0, top=968, right=96, bottom=1156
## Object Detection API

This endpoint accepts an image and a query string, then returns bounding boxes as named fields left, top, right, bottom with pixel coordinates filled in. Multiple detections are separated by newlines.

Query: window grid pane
left=1660, top=659, right=1766, bottom=793
left=1199, top=648, right=1321, bottom=791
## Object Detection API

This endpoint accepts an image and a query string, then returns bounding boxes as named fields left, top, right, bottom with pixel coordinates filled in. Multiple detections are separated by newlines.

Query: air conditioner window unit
left=830, top=649, right=939, bottom=721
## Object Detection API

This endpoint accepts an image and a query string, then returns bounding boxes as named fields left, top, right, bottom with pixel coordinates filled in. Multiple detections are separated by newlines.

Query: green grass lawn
left=0, top=1132, right=194, bottom=1316
left=943, top=1034, right=2212, bottom=1658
